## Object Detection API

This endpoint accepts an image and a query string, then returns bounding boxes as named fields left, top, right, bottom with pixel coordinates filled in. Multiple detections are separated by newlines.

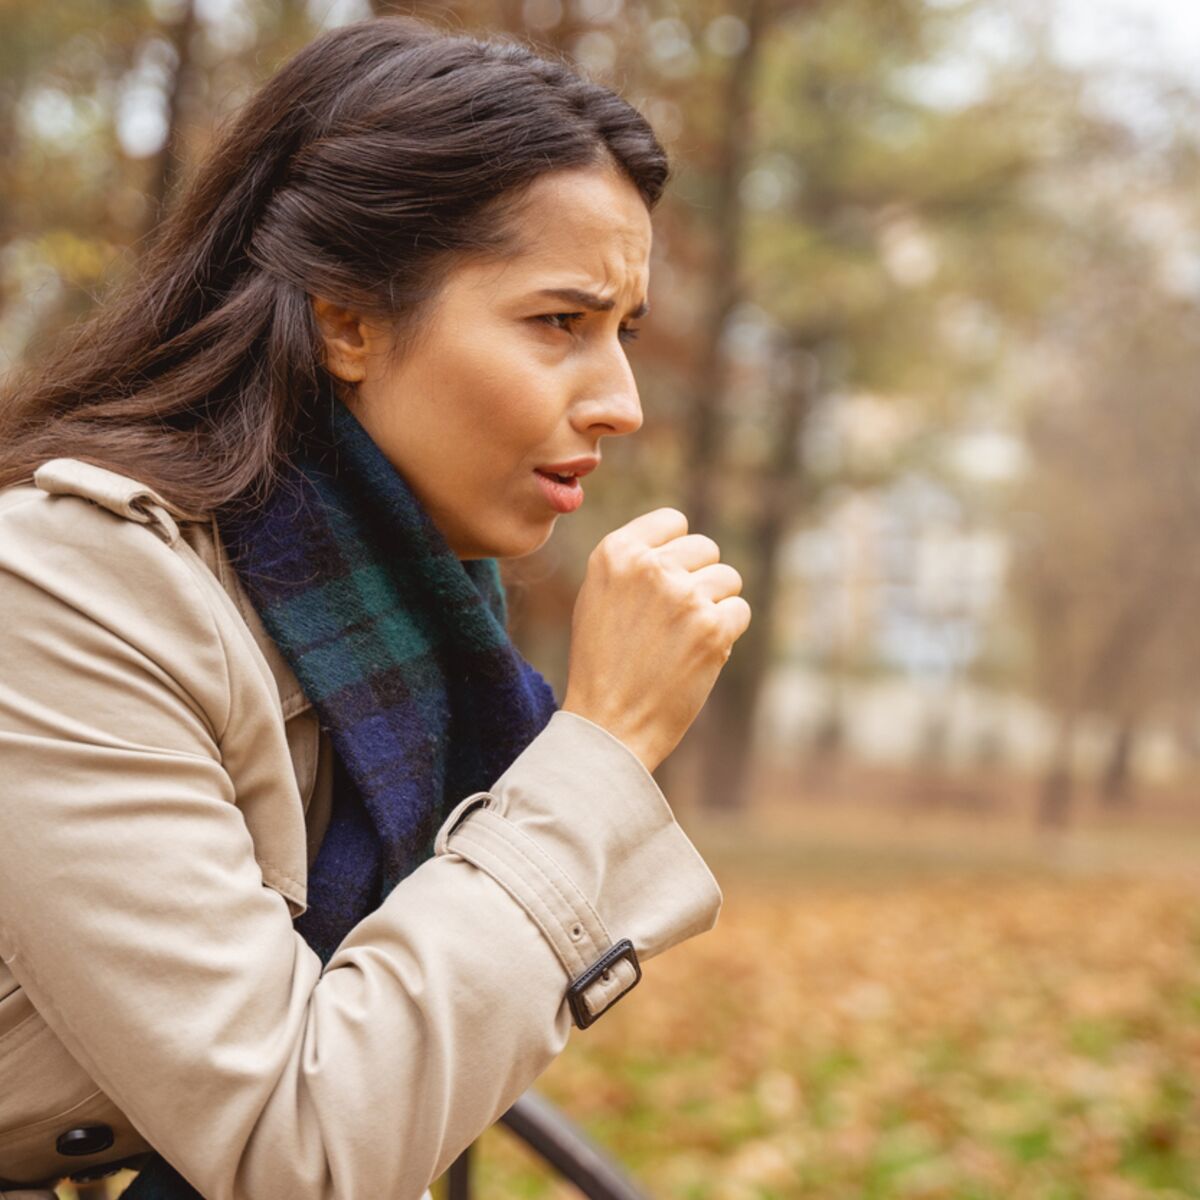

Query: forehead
left=465, top=167, right=653, bottom=299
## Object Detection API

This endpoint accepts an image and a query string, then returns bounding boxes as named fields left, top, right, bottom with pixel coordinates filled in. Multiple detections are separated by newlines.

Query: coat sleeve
left=0, top=490, right=722, bottom=1200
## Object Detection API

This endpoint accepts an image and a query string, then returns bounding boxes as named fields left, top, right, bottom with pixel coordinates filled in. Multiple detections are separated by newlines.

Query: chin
left=499, top=525, right=556, bottom=561
left=456, top=518, right=556, bottom=561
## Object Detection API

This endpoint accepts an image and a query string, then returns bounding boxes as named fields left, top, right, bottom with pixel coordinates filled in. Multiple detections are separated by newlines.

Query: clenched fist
left=561, top=507, right=752, bottom=774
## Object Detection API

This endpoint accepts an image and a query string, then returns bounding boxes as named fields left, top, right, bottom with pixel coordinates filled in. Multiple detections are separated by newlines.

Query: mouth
left=533, top=468, right=585, bottom=513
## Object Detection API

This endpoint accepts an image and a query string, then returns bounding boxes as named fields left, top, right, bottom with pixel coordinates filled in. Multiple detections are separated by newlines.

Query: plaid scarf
left=120, top=395, right=558, bottom=1200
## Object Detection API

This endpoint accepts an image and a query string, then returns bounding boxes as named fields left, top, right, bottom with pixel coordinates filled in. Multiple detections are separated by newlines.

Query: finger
left=714, top=595, right=752, bottom=643
left=657, top=534, right=721, bottom=573
left=689, top=561, right=742, bottom=603
left=617, top=506, right=688, bottom=548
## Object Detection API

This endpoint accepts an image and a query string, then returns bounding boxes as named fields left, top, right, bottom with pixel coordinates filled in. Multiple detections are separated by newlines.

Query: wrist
left=559, top=698, right=661, bottom=774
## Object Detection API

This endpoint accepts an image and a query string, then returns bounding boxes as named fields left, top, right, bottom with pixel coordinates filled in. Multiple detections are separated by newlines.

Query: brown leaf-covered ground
left=458, top=801, right=1200, bottom=1200
left=73, top=793, right=1200, bottom=1200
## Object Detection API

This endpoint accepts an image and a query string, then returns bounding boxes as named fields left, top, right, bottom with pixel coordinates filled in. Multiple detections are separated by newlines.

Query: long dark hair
left=0, top=15, right=669, bottom=514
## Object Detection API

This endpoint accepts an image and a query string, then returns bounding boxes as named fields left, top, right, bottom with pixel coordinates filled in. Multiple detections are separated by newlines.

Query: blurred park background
left=7, top=0, right=1200, bottom=1197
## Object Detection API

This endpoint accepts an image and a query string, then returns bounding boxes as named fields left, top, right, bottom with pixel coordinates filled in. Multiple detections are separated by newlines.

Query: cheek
left=467, top=368, right=565, bottom=458
left=405, top=326, right=567, bottom=481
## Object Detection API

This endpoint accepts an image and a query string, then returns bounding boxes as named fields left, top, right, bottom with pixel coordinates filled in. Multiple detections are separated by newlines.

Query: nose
left=572, top=346, right=644, bottom=439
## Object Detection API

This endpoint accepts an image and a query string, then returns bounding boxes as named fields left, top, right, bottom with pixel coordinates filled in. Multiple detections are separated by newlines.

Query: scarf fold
left=118, top=395, right=559, bottom=1200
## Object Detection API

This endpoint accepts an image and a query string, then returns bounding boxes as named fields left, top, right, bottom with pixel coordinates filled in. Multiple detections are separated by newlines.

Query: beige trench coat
left=0, top=458, right=723, bottom=1199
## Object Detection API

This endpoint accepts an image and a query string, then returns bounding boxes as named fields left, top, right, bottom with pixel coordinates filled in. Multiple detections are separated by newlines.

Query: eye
left=537, top=312, right=585, bottom=334
left=534, top=312, right=642, bottom=345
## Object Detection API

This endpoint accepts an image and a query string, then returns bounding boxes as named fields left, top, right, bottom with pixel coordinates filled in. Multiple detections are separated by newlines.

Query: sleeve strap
left=435, top=793, right=641, bottom=1028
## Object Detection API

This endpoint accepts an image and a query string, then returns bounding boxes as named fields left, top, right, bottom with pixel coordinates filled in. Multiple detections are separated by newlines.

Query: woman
left=0, top=15, right=751, bottom=1200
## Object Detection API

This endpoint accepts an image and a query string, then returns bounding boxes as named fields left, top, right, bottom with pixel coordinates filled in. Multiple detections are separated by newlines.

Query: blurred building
left=760, top=389, right=1183, bottom=782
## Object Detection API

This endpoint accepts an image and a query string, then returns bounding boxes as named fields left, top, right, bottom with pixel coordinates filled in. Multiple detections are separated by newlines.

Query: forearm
left=2, top=713, right=719, bottom=1200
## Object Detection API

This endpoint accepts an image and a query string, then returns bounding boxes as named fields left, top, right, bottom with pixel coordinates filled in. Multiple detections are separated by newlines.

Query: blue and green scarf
left=120, top=395, right=558, bottom=1199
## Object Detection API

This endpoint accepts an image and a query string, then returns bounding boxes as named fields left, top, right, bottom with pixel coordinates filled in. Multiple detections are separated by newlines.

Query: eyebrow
left=535, top=287, right=650, bottom=320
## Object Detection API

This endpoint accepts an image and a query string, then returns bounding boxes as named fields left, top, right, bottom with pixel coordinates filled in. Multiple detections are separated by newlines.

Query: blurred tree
left=679, top=0, right=772, bottom=540
left=671, top=0, right=1081, bottom=811
left=1011, top=221, right=1200, bottom=825
left=9, top=0, right=1200, bottom=821
left=144, top=0, right=198, bottom=233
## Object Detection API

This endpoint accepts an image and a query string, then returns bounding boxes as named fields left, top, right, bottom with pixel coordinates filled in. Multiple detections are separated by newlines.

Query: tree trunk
left=1098, top=717, right=1137, bottom=807
left=682, top=0, right=769, bottom=541
left=1037, top=710, right=1076, bottom=828
left=652, top=0, right=771, bottom=807
left=695, top=338, right=816, bottom=813
left=494, top=0, right=524, bottom=33
left=144, top=0, right=198, bottom=237
left=276, top=0, right=311, bottom=46
left=0, top=92, right=17, bottom=332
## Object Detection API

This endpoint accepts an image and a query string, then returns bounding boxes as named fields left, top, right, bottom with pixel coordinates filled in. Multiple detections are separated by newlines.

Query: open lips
left=533, top=459, right=597, bottom=513
left=535, top=458, right=599, bottom=483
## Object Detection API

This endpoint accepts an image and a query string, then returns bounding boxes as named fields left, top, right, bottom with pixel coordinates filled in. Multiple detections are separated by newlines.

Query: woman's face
left=316, top=165, right=652, bottom=560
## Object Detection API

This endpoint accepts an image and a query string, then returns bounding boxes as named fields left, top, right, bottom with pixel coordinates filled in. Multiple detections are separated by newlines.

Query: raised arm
left=0, top=488, right=721, bottom=1199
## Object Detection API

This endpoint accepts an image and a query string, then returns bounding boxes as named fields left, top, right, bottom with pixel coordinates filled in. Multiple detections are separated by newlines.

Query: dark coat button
left=56, top=1125, right=115, bottom=1157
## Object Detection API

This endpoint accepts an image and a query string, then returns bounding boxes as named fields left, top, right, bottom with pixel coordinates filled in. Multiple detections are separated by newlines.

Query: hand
left=561, top=507, right=752, bottom=774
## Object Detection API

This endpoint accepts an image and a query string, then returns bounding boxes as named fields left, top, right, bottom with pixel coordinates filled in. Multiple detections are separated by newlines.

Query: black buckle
left=566, top=938, right=641, bottom=1029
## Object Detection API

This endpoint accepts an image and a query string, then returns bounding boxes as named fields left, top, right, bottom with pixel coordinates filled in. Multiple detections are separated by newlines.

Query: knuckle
left=595, top=531, right=630, bottom=566
left=606, top=540, right=659, bottom=585
left=721, top=563, right=743, bottom=591
left=628, top=543, right=661, bottom=578
left=664, top=572, right=693, bottom=605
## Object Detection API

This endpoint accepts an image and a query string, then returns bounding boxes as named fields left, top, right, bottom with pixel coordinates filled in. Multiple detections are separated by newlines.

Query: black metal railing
left=447, top=1088, right=650, bottom=1200
left=63, top=1087, right=649, bottom=1200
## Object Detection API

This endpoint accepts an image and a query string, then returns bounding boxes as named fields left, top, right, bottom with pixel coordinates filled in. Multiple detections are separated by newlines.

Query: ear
left=310, top=294, right=370, bottom=383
